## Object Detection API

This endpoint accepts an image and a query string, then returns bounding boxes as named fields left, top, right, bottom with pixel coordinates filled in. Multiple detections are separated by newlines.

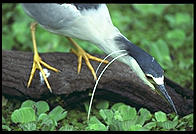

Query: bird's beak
left=156, top=84, right=177, bottom=114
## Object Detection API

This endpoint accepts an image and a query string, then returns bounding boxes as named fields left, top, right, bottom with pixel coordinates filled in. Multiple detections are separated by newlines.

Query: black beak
left=157, top=84, right=177, bottom=114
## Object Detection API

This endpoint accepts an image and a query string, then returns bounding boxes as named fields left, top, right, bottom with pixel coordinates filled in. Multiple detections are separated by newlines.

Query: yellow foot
left=67, top=37, right=108, bottom=80
left=27, top=22, right=59, bottom=92
left=27, top=53, right=59, bottom=92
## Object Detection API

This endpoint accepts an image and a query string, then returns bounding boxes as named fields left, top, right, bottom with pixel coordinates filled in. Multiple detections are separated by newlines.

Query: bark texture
left=2, top=50, right=193, bottom=116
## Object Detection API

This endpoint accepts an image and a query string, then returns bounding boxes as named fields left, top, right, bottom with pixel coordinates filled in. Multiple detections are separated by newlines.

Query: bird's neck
left=100, top=34, right=155, bottom=90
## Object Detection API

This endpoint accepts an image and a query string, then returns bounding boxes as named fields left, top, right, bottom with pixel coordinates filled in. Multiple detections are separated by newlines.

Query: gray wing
left=22, top=3, right=81, bottom=30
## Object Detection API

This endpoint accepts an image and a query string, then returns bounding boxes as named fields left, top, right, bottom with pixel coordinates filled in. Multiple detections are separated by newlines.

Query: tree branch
left=2, top=50, right=193, bottom=116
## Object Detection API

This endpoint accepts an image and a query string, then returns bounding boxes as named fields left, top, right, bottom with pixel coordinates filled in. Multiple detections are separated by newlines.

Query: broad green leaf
left=111, top=103, right=126, bottom=111
left=118, top=105, right=137, bottom=121
left=11, top=107, right=36, bottom=123
left=40, top=116, right=56, bottom=131
left=173, top=115, right=179, bottom=121
left=114, top=110, right=123, bottom=121
left=19, top=122, right=37, bottom=131
left=109, top=120, right=122, bottom=131
left=157, top=120, right=178, bottom=130
left=155, top=111, right=167, bottom=122
left=35, top=101, right=49, bottom=116
left=130, top=124, right=147, bottom=131
left=38, top=113, right=48, bottom=121
left=120, top=120, right=138, bottom=131
left=99, top=109, right=114, bottom=125
left=95, top=100, right=109, bottom=110
left=49, top=106, right=67, bottom=122
left=136, top=108, right=152, bottom=126
left=87, top=116, right=108, bottom=131
left=144, top=122, right=157, bottom=130
left=21, top=100, right=36, bottom=108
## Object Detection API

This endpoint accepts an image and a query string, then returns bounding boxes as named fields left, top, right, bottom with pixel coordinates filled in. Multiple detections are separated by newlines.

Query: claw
left=27, top=22, right=59, bottom=92
left=68, top=37, right=108, bottom=80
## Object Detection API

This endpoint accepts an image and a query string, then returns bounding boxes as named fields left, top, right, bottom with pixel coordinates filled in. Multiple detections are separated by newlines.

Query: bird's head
left=132, top=49, right=178, bottom=114
left=115, top=36, right=177, bottom=113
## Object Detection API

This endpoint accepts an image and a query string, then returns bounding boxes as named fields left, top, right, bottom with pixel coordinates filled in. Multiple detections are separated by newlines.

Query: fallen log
left=2, top=50, right=193, bottom=116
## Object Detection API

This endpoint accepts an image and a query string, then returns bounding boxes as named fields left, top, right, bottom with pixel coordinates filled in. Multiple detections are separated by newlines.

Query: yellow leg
left=66, top=37, right=109, bottom=80
left=27, top=22, right=59, bottom=92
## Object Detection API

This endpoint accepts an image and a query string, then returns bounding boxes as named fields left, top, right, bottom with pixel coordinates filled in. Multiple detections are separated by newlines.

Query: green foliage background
left=2, top=4, right=193, bottom=131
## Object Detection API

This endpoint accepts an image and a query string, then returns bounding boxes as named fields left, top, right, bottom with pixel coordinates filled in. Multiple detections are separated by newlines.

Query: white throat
left=146, top=74, right=164, bottom=85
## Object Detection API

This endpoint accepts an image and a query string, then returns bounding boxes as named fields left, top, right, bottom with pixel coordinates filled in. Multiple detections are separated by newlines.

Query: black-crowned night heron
left=22, top=4, right=177, bottom=113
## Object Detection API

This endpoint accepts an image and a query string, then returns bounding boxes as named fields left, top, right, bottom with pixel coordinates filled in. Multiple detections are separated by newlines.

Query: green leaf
left=175, top=13, right=191, bottom=26
left=19, top=122, right=37, bottom=131
left=130, top=124, right=147, bottom=131
left=2, top=125, right=11, bottom=131
left=157, top=120, right=178, bottom=130
left=59, top=124, right=74, bottom=131
left=143, top=122, right=157, bottom=130
left=95, top=100, right=109, bottom=110
left=35, top=101, right=49, bottom=116
left=40, top=116, right=56, bottom=131
left=118, top=105, right=137, bottom=121
left=182, top=113, right=193, bottom=121
left=182, top=113, right=193, bottom=127
left=21, top=100, right=36, bottom=108
left=155, top=111, right=167, bottom=122
left=136, top=108, right=152, bottom=126
left=2, top=116, right=6, bottom=124
left=111, top=103, right=127, bottom=111
left=99, top=109, right=114, bottom=125
left=120, top=120, right=137, bottom=131
left=166, top=29, right=185, bottom=49
left=87, top=116, right=108, bottom=131
left=49, top=106, right=67, bottom=122
left=149, top=39, right=173, bottom=69
left=38, top=113, right=48, bottom=121
left=11, top=107, right=36, bottom=123
left=83, top=101, right=89, bottom=113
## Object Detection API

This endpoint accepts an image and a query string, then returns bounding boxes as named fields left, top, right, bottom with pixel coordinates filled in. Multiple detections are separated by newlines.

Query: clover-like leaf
left=11, top=107, right=36, bottom=124
left=157, top=120, right=178, bottom=130
left=35, top=101, right=49, bottom=116
left=87, top=116, right=108, bottom=131
left=136, top=108, right=152, bottom=126
left=49, top=106, right=67, bottom=122
left=155, top=111, right=167, bottom=122
left=21, top=100, right=36, bottom=108
left=118, top=105, right=137, bottom=121
left=99, top=109, right=114, bottom=125
left=144, top=122, right=157, bottom=130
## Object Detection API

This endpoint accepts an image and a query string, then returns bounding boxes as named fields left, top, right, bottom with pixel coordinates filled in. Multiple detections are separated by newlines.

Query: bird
left=22, top=3, right=177, bottom=113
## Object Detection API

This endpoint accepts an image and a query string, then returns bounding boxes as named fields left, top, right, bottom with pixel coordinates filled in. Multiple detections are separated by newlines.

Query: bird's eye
left=146, top=75, right=153, bottom=80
